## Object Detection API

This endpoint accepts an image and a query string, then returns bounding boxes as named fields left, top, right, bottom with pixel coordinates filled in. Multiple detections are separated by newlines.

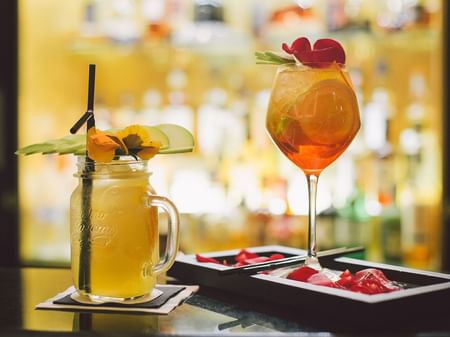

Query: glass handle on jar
left=146, top=194, right=180, bottom=275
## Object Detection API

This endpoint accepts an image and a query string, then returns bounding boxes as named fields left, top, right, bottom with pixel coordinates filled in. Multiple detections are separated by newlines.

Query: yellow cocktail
left=70, top=158, right=179, bottom=301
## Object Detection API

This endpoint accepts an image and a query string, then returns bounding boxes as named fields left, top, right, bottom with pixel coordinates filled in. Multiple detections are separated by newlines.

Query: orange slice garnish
left=291, top=79, right=359, bottom=145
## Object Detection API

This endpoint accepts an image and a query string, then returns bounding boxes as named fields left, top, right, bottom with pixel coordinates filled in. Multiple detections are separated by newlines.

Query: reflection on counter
left=18, top=0, right=443, bottom=271
left=73, top=313, right=159, bottom=334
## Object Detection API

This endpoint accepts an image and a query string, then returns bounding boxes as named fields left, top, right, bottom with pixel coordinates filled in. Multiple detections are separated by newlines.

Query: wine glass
left=266, top=63, right=360, bottom=269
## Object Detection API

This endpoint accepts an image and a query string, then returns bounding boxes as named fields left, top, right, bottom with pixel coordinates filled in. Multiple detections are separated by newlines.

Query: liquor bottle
left=111, top=93, right=136, bottom=128
left=398, top=72, right=439, bottom=269
left=79, top=0, right=101, bottom=38
left=379, top=154, right=402, bottom=265
left=99, top=0, right=143, bottom=44
left=141, top=0, right=170, bottom=41
left=197, top=88, right=228, bottom=157
left=138, top=89, right=163, bottom=125
left=162, top=69, right=194, bottom=133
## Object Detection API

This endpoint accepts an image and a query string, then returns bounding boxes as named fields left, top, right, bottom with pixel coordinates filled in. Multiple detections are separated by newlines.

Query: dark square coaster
left=54, top=286, right=185, bottom=309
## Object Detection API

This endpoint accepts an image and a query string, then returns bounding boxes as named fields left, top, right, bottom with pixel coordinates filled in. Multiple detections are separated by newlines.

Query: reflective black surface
left=1, top=267, right=450, bottom=336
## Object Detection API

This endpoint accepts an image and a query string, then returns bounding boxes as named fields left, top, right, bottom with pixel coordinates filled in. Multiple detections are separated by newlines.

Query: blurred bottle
left=376, top=0, right=432, bottom=32
left=138, top=89, right=163, bottom=125
left=79, top=0, right=101, bottom=38
left=197, top=88, right=229, bottom=157
left=326, top=0, right=348, bottom=31
left=141, top=0, right=170, bottom=41
left=112, top=93, right=136, bottom=127
left=162, top=69, right=194, bottom=133
left=98, top=0, right=143, bottom=44
left=363, top=88, right=391, bottom=154
left=378, top=153, right=402, bottom=265
left=398, top=72, right=438, bottom=269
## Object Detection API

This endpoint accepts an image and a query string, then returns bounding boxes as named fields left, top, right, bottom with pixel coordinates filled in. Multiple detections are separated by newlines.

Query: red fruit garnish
left=282, top=37, right=345, bottom=68
left=313, top=38, right=346, bottom=65
left=195, top=254, right=221, bottom=264
left=282, top=37, right=311, bottom=63
left=287, top=265, right=319, bottom=282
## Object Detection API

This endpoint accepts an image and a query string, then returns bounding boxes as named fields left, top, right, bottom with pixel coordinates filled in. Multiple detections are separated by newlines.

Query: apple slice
left=142, top=126, right=169, bottom=150
left=16, top=124, right=194, bottom=156
left=155, top=124, right=195, bottom=154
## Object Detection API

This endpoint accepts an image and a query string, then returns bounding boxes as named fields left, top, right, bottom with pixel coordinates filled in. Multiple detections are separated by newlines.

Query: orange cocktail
left=266, top=63, right=360, bottom=176
left=260, top=36, right=360, bottom=267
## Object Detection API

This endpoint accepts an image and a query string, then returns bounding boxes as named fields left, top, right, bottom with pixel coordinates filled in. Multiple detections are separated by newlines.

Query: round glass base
left=305, top=256, right=322, bottom=271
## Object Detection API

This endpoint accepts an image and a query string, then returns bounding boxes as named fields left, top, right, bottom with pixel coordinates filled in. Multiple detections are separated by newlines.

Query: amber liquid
left=266, top=64, right=360, bottom=175
left=70, top=173, right=159, bottom=300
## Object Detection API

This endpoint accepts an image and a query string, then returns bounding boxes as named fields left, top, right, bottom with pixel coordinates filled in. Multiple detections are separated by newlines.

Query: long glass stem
left=306, top=174, right=320, bottom=268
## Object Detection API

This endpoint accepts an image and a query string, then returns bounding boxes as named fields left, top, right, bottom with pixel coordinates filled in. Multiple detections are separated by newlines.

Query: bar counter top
left=1, top=267, right=450, bottom=336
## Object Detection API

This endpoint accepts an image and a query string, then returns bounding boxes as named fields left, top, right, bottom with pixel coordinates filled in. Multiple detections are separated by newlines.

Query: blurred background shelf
left=8, top=0, right=446, bottom=271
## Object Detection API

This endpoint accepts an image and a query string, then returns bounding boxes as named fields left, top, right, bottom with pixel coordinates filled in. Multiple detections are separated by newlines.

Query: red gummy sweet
left=196, top=249, right=286, bottom=268
left=352, top=268, right=399, bottom=293
left=243, top=254, right=285, bottom=265
left=306, top=272, right=336, bottom=287
left=235, top=249, right=259, bottom=263
left=287, top=265, right=319, bottom=282
left=269, top=253, right=285, bottom=261
left=195, top=254, right=222, bottom=264
left=336, top=269, right=354, bottom=288
left=282, top=37, right=345, bottom=68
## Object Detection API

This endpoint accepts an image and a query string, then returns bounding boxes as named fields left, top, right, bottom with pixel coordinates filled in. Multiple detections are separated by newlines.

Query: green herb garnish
left=255, top=51, right=295, bottom=65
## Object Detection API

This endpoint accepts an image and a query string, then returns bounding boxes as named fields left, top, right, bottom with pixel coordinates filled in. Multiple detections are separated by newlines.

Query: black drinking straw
left=70, top=64, right=96, bottom=293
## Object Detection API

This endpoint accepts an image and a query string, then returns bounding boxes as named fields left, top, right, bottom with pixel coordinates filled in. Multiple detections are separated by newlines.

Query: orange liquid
left=266, top=64, right=360, bottom=175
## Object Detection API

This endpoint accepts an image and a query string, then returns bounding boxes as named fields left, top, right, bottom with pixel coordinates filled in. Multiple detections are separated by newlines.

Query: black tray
left=168, top=245, right=450, bottom=324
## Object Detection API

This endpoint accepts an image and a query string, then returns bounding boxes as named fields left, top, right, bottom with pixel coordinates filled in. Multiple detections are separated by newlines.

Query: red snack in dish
left=195, top=254, right=221, bottom=264
left=196, top=249, right=285, bottom=268
left=336, top=269, right=354, bottom=288
left=306, top=272, right=336, bottom=287
left=287, top=265, right=319, bottom=282
left=350, top=268, right=399, bottom=294
left=286, top=266, right=400, bottom=295
left=235, top=249, right=259, bottom=263
left=282, top=37, right=345, bottom=68
left=244, top=254, right=285, bottom=265
left=270, top=253, right=285, bottom=260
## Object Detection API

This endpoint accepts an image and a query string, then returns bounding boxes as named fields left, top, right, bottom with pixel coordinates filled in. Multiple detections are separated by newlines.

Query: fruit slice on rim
left=155, top=124, right=195, bottom=154
left=292, top=79, right=359, bottom=145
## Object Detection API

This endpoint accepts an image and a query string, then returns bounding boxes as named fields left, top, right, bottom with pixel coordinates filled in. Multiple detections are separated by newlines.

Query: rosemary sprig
left=255, top=51, right=295, bottom=65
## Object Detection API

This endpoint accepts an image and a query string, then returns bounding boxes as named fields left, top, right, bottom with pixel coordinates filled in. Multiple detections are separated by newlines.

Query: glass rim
left=76, top=155, right=148, bottom=166
left=75, top=155, right=151, bottom=178
left=278, top=62, right=346, bottom=71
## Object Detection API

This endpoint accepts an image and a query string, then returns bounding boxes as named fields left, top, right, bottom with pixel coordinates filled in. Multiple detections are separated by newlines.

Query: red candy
left=287, top=265, right=318, bottom=282
left=195, top=254, right=221, bottom=264
left=306, top=272, right=336, bottom=287
left=287, top=266, right=400, bottom=295
left=282, top=37, right=345, bottom=68
left=235, top=249, right=259, bottom=263
left=196, top=249, right=285, bottom=267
